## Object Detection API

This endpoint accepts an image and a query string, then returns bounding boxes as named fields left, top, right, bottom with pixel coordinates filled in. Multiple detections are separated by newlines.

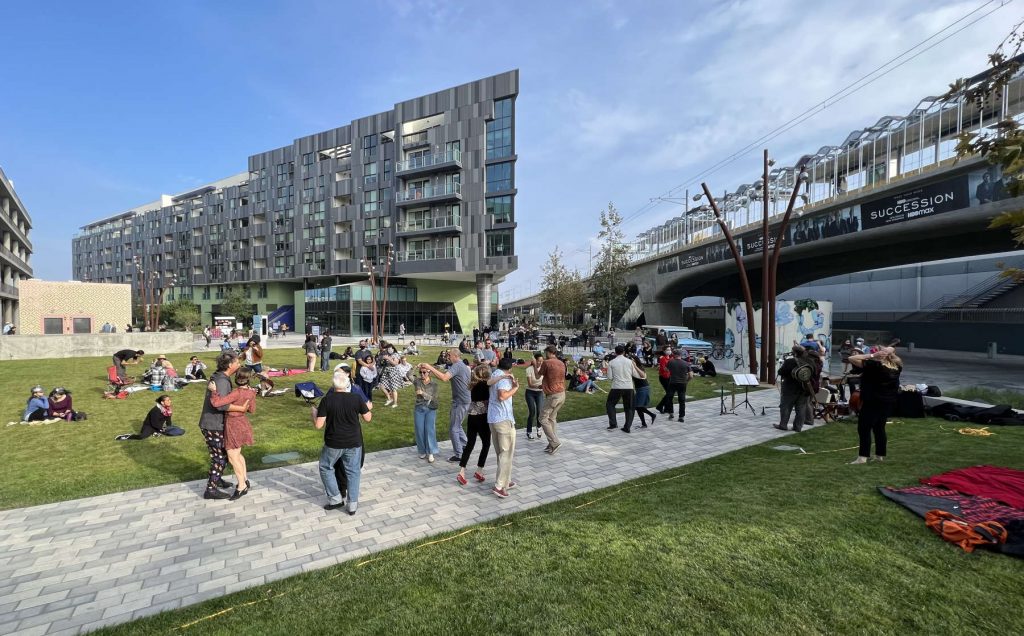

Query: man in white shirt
left=605, top=345, right=646, bottom=433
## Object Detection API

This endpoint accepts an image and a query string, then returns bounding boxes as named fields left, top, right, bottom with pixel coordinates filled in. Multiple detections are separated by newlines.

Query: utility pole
left=760, top=149, right=770, bottom=383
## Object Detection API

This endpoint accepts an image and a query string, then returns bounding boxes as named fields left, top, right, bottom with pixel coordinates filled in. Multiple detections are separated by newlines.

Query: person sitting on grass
left=48, top=387, right=81, bottom=421
left=185, top=356, right=208, bottom=380
left=116, top=395, right=179, bottom=440
left=330, top=346, right=355, bottom=361
left=404, top=340, right=420, bottom=356
left=574, top=368, right=597, bottom=393
left=22, top=385, right=52, bottom=422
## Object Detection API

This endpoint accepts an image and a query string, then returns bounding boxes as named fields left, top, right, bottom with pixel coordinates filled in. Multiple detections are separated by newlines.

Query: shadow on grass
left=117, top=434, right=207, bottom=484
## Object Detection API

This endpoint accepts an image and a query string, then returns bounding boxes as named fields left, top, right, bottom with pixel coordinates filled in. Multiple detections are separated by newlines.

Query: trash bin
left=988, top=342, right=998, bottom=359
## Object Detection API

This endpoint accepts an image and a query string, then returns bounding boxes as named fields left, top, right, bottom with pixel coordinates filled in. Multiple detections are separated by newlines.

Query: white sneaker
left=427, top=454, right=435, bottom=463
left=419, top=454, right=426, bottom=459
left=849, top=456, right=868, bottom=465
left=384, top=399, right=393, bottom=406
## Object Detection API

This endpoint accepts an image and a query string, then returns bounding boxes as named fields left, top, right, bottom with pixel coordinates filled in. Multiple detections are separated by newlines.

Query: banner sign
left=738, top=231, right=786, bottom=255
left=860, top=175, right=970, bottom=230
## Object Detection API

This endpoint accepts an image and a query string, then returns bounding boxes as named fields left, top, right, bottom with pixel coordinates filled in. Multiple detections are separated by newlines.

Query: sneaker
left=506, top=481, right=518, bottom=489
left=473, top=472, right=486, bottom=482
left=347, top=502, right=358, bottom=516
left=456, top=474, right=468, bottom=486
left=849, top=456, right=869, bottom=465
left=606, top=425, right=618, bottom=430
left=549, top=443, right=562, bottom=455
left=203, top=489, right=231, bottom=500
left=384, top=399, right=393, bottom=406
left=419, top=454, right=427, bottom=459
left=447, top=455, right=461, bottom=463
left=323, top=501, right=346, bottom=511
left=390, top=403, right=398, bottom=409
left=871, top=456, right=885, bottom=462
left=526, top=433, right=536, bottom=440
left=427, top=454, right=435, bottom=463
left=492, top=487, right=509, bottom=498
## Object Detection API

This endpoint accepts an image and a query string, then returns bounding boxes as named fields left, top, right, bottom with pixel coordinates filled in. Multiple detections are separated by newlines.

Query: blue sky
left=0, top=0, right=1013, bottom=300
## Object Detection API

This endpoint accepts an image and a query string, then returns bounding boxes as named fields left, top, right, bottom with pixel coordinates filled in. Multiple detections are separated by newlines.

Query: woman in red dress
left=210, top=369, right=257, bottom=500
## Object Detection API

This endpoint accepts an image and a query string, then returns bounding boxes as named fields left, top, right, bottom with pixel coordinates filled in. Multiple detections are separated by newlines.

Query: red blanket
left=921, top=465, right=1024, bottom=510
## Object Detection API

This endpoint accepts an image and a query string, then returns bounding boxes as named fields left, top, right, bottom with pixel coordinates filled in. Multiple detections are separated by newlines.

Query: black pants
left=460, top=414, right=491, bottom=469
left=664, top=383, right=688, bottom=418
left=606, top=389, right=635, bottom=430
left=655, top=376, right=670, bottom=412
left=26, top=408, right=48, bottom=422
left=202, top=429, right=227, bottom=491
left=858, top=401, right=892, bottom=457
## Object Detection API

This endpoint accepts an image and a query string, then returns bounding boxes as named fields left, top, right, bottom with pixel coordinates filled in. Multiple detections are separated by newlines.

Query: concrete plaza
left=0, top=390, right=787, bottom=635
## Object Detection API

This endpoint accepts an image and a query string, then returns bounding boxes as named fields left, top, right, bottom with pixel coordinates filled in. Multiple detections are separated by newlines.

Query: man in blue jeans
left=315, top=372, right=371, bottom=515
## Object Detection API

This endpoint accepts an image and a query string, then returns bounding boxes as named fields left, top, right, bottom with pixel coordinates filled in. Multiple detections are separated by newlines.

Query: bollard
left=987, top=342, right=998, bottom=359
left=907, top=342, right=915, bottom=352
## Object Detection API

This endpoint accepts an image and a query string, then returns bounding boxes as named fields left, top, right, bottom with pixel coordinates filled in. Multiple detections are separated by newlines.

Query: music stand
left=730, top=374, right=759, bottom=415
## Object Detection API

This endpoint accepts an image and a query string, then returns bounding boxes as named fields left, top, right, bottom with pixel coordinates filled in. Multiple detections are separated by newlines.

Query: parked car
left=641, top=325, right=713, bottom=356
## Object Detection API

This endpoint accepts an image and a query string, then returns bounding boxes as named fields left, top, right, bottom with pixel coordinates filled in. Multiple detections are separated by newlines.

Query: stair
left=901, top=273, right=1022, bottom=322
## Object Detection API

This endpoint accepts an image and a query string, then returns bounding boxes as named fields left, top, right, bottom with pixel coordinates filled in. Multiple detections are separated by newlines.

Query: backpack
left=924, top=510, right=1007, bottom=553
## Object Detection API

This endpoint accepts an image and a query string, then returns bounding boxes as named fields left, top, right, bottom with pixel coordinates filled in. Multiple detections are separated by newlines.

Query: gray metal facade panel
left=72, top=71, right=519, bottom=292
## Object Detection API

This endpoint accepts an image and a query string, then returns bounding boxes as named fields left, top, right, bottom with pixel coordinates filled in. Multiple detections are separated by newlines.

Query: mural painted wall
left=722, top=299, right=833, bottom=374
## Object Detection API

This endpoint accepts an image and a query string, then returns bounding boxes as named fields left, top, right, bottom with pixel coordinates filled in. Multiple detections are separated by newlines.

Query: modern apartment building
left=0, top=166, right=34, bottom=331
left=72, top=71, right=519, bottom=335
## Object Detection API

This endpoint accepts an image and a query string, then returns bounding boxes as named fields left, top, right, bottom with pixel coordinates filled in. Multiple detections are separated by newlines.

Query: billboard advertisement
left=859, top=174, right=970, bottom=230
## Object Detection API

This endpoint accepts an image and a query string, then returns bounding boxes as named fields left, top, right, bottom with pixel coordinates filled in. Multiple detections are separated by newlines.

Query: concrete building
left=17, top=279, right=132, bottom=335
left=72, top=71, right=519, bottom=335
left=0, top=166, right=34, bottom=332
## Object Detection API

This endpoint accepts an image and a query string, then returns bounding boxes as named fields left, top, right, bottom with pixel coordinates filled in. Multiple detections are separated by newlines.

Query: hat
left=156, top=354, right=167, bottom=360
left=31, top=385, right=44, bottom=393
left=52, top=387, right=66, bottom=395
left=335, top=362, right=351, bottom=371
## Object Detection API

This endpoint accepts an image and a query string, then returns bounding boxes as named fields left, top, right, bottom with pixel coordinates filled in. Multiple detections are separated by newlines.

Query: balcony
left=401, top=131, right=430, bottom=149
left=396, top=246, right=462, bottom=262
left=0, top=244, right=32, bottom=276
left=396, top=214, right=462, bottom=236
left=395, top=182, right=462, bottom=207
left=396, top=150, right=462, bottom=177
left=0, top=283, right=17, bottom=297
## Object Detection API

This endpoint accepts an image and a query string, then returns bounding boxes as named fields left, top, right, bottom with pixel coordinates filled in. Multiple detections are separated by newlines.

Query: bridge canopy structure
left=630, top=56, right=1024, bottom=263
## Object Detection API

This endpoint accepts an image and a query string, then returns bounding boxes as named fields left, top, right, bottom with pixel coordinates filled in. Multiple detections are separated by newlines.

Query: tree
left=590, top=202, right=632, bottom=330
left=219, top=289, right=255, bottom=324
left=161, top=298, right=202, bottom=331
left=945, top=20, right=1024, bottom=280
left=540, top=248, right=588, bottom=325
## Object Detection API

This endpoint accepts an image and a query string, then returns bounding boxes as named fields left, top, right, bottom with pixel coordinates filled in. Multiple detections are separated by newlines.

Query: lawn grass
left=0, top=347, right=737, bottom=509
left=944, top=386, right=1024, bottom=410
left=97, top=416, right=1024, bottom=635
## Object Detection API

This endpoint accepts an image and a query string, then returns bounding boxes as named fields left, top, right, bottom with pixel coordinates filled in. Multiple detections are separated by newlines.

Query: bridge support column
left=641, top=301, right=682, bottom=326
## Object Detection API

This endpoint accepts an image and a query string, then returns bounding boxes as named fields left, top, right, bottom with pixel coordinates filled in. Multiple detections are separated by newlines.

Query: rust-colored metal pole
left=760, top=150, right=769, bottom=383
left=767, top=171, right=806, bottom=384
left=379, top=246, right=393, bottom=340
left=701, top=183, right=758, bottom=377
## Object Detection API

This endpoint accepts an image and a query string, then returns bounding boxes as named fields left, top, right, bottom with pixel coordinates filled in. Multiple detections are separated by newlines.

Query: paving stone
left=0, top=391, right=784, bottom=634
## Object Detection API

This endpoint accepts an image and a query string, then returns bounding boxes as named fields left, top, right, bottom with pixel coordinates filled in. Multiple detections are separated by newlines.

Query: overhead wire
left=621, top=0, right=1013, bottom=230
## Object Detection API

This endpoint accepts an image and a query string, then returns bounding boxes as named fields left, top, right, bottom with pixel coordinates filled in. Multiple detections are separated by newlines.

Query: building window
left=302, top=152, right=314, bottom=166
left=363, top=189, right=379, bottom=214
left=43, top=317, right=63, bottom=335
left=383, top=159, right=392, bottom=183
left=363, top=162, right=378, bottom=187
left=202, top=287, right=211, bottom=300
left=486, top=230, right=513, bottom=256
left=486, top=162, right=513, bottom=193
left=258, top=283, right=268, bottom=299
left=486, top=98, right=513, bottom=159
left=486, top=195, right=513, bottom=223
left=362, top=134, right=377, bottom=161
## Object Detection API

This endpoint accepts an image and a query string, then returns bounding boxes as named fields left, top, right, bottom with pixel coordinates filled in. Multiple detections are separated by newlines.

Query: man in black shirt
left=316, top=372, right=371, bottom=514
left=112, top=349, right=145, bottom=382
left=664, top=351, right=692, bottom=422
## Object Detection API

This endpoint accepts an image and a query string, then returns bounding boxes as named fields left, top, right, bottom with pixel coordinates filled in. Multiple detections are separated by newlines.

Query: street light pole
left=760, top=149, right=770, bottom=383
left=377, top=244, right=394, bottom=340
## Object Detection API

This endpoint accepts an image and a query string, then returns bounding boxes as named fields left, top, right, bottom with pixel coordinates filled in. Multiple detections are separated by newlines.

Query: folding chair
left=106, top=366, right=132, bottom=393
left=813, top=388, right=837, bottom=422
left=294, top=381, right=325, bottom=405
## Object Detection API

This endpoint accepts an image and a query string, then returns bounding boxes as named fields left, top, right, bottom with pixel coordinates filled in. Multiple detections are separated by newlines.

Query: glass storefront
left=304, top=282, right=461, bottom=336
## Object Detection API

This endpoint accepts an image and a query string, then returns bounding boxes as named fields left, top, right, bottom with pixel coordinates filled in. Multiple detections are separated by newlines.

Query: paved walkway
left=0, top=391, right=788, bottom=635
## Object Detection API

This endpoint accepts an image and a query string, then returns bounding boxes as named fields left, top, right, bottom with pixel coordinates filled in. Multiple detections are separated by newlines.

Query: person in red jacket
left=655, top=347, right=673, bottom=413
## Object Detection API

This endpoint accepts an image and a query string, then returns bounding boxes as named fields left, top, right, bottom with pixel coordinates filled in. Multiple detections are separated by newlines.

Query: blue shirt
left=487, top=370, right=514, bottom=423
left=23, top=396, right=48, bottom=420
